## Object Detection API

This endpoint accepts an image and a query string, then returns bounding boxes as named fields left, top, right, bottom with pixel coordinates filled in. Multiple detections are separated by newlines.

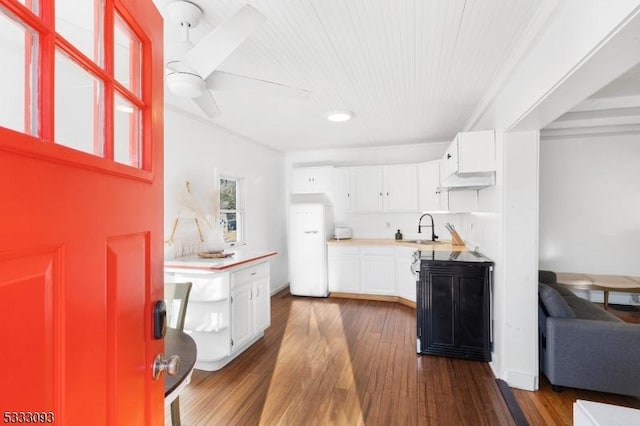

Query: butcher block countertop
left=327, top=238, right=468, bottom=251
left=164, top=249, right=277, bottom=272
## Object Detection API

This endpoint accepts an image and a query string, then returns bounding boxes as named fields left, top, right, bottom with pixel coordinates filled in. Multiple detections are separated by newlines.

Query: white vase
left=205, top=228, right=226, bottom=253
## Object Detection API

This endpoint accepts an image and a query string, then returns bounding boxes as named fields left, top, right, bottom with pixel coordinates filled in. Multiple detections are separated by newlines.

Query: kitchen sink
left=403, top=239, right=444, bottom=244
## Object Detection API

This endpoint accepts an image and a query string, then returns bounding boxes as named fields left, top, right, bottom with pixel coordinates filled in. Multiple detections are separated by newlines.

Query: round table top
left=164, top=328, right=197, bottom=397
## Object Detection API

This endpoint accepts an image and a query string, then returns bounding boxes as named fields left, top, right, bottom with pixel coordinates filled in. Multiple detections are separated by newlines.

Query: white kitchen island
left=165, top=250, right=277, bottom=371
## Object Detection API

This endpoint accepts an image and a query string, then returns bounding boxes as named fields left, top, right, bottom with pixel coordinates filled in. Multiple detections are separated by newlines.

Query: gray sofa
left=538, top=270, right=640, bottom=397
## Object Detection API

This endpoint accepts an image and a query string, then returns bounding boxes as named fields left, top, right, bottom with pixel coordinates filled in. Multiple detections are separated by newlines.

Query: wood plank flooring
left=169, top=292, right=640, bottom=425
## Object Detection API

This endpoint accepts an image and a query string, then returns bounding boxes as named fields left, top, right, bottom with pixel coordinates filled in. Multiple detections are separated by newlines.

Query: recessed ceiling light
left=326, top=110, right=354, bottom=122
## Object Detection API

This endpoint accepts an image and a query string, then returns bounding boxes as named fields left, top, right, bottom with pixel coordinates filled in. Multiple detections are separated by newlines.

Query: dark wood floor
left=169, top=291, right=640, bottom=425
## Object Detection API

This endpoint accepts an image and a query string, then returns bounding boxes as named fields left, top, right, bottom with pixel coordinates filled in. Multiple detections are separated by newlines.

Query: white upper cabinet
left=349, top=165, right=418, bottom=212
left=383, top=165, right=418, bottom=212
left=350, top=166, right=384, bottom=212
left=418, top=160, right=446, bottom=211
left=333, top=167, right=352, bottom=212
left=290, top=166, right=334, bottom=194
left=441, top=130, right=496, bottom=185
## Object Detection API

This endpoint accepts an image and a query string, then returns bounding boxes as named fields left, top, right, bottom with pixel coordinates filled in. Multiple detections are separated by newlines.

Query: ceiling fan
left=165, top=1, right=310, bottom=117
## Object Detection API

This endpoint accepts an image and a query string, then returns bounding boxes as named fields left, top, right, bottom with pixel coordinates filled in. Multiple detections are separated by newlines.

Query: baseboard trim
left=329, top=292, right=416, bottom=309
left=505, top=369, right=539, bottom=391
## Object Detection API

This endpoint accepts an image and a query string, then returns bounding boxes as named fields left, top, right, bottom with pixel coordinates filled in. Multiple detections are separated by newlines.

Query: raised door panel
left=458, top=275, right=488, bottom=352
left=395, top=247, right=417, bottom=302
left=291, top=167, right=334, bottom=194
left=328, top=254, right=361, bottom=293
left=254, top=277, right=271, bottom=332
left=457, top=130, right=495, bottom=174
left=291, top=168, right=315, bottom=193
left=428, top=273, right=456, bottom=349
left=384, top=165, right=418, bottom=212
left=418, top=161, right=442, bottom=211
left=231, top=282, right=253, bottom=352
left=333, top=167, right=352, bottom=212
left=441, top=139, right=459, bottom=179
left=351, top=166, right=384, bottom=212
left=361, top=249, right=395, bottom=295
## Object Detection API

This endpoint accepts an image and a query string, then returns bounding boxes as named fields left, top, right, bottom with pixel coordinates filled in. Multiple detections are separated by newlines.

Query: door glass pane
left=114, top=13, right=141, bottom=96
left=55, top=0, right=103, bottom=66
left=15, top=1, right=39, bottom=13
left=55, top=49, right=103, bottom=156
left=114, top=92, right=141, bottom=167
left=0, top=9, right=38, bottom=135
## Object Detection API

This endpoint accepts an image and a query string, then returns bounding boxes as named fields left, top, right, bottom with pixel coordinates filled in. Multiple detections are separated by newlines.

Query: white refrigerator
left=288, top=202, right=333, bottom=297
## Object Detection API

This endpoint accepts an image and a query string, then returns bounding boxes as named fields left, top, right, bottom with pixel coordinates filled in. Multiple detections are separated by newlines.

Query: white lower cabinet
left=361, top=247, right=396, bottom=295
left=328, top=246, right=361, bottom=293
left=230, top=262, right=270, bottom=354
left=328, top=244, right=418, bottom=302
left=395, top=247, right=418, bottom=302
left=230, top=280, right=253, bottom=352
left=165, top=260, right=271, bottom=371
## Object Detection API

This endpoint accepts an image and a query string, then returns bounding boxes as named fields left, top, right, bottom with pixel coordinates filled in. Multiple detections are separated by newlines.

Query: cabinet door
left=418, top=161, right=442, bottom=211
left=441, top=139, right=459, bottom=179
left=395, top=247, right=418, bottom=302
left=333, top=167, right=352, bottom=212
left=457, top=130, right=495, bottom=174
left=427, top=272, right=456, bottom=349
left=458, top=274, right=488, bottom=352
left=350, top=166, right=384, bottom=212
left=361, top=247, right=395, bottom=295
left=291, top=166, right=333, bottom=194
left=253, top=277, right=271, bottom=332
left=328, top=249, right=361, bottom=293
left=231, top=281, right=253, bottom=351
left=291, top=168, right=315, bottom=193
left=384, top=165, right=418, bottom=212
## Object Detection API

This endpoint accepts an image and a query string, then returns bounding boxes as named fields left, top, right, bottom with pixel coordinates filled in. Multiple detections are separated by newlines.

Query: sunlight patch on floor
left=260, top=299, right=365, bottom=425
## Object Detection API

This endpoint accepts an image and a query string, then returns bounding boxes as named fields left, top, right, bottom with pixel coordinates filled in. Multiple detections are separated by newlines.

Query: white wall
left=465, top=0, right=640, bottom=391
left=539, top=133, right=640, bottom=304
left=285, top=142, right=476, bottom=243
left=164, top=108, right=289, bottom=291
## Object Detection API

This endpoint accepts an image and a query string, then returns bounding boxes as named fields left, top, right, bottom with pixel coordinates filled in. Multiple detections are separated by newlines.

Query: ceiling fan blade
left=181, top=5, right=266, bottom=79
left=192, top=91, right=220, bottom=118
left=206, top=71, right=311, bottom=99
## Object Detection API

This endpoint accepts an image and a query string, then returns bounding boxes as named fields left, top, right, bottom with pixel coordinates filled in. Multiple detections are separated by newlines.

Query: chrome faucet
left=417, top=213, right=438, bottom=242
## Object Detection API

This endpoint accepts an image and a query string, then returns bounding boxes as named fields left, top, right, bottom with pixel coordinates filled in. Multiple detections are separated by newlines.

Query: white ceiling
left=542, top=62, right=640, bottom=139
left=153, top=0, right=553, bottom=152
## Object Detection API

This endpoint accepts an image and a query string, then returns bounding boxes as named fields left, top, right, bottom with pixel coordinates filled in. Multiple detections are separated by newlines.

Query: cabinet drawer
left=232, top=262, right=270, bottom=286
left=173, top=273, right=229, bottom=302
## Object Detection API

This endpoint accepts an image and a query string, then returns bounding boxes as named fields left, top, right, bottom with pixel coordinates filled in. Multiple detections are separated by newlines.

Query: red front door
left=0, top=0, right=164, bottom=424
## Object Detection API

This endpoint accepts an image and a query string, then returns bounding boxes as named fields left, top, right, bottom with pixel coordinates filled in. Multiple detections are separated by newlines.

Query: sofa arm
left=545, top=318, right=640, bottom=396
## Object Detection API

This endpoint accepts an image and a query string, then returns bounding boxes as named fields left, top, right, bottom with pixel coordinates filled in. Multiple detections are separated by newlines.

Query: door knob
left=152, top=354, right=180, bottom=380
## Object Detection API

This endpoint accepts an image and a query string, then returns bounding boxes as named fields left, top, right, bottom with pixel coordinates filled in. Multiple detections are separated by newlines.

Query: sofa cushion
left=539, top=283, right=576, bottom=318
left=562, top=294, right=623, bottom=322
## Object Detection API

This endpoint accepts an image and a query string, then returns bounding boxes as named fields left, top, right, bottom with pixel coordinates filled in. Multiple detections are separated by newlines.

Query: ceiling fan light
left=326, top=110, right=353, bottom=122
left=166, top=72, right=206, bottom=98
left=167, top=1, right=203, bottom=28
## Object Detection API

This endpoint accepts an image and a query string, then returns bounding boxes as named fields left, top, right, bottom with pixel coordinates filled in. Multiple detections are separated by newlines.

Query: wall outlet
left=386, top=221, right=391, bottom=228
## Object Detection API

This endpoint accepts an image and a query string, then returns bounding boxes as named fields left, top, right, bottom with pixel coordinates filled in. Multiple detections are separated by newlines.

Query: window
left=219, top=177, right=244, bottom=244
left=0, top=0, right=149, bottom=174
